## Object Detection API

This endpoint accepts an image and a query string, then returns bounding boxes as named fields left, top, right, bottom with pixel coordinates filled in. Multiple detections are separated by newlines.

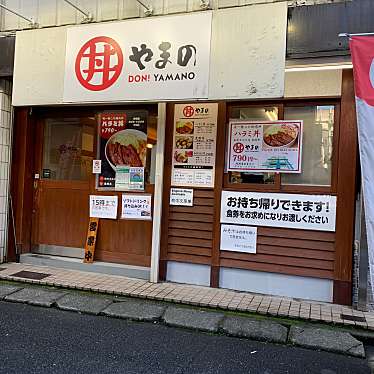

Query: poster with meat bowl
left=228, top=120, right=303, bottom=173
left=171, top=103, right=218, bottom=188
left=98, top=111, right=147, bottom=189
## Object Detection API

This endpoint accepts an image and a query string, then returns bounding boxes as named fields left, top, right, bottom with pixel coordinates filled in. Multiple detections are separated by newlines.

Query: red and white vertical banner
left=350, top=36, right=374, bottom=294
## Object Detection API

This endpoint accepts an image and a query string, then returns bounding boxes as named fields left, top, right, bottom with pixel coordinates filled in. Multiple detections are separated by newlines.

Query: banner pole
left=339, top=32, right=374, bottom=38
left=358, top=187, right=369, bottom=311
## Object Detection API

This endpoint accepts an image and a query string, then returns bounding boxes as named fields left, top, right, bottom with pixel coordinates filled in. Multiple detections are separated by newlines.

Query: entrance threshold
left=20, top=254, right=150, bottom=280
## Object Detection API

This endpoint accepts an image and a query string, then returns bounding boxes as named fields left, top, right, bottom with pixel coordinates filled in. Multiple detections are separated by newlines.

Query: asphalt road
left=0, top=301, right=370, bottom=374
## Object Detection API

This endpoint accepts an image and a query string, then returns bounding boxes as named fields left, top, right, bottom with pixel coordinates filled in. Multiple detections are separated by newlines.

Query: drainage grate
left=340, top=313, right=366, bottom=323
left=0, top=268, right=6, bottom=272
left=10, top=270, right=51, bottom=280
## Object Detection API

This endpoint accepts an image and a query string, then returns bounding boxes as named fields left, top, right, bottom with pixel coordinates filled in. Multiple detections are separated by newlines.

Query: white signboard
left=89, top=195, right=118, bottom=219
left=92, top=159, right=101, bottom=174
left=220, top=191, right=337, bottom=232
left=121, top=194, right=152, bottom=220
left=228, top=121, right=303, bottom=173
left=63, top=12, right=212, bottom=102
left=170, top=188, right=194, bottom=206
left=171, top=103, right=218, bottom=187
left=220, top=224, right=257, bottom=253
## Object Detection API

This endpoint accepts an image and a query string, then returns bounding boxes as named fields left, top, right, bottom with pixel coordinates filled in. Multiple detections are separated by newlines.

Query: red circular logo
left=183, top=106, right=195, bottom=117
left=75, top=36, right=123, bottom=91
left=233, top=142, right=244, bottom=153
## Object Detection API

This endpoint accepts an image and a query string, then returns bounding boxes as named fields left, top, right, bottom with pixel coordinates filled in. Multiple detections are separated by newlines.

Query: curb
left=0, top=280, right=368, bottom=359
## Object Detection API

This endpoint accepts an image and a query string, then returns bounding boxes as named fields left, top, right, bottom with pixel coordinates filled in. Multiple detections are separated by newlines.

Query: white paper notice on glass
left=92, top=160, right=102, bottom=174
left=170, top=188, right=194, bottom=206
left=220, top=224, right=257, bottom=254
left=121, top=194, right=152, bottom=220
left=89, top=195, right=118, bottom=219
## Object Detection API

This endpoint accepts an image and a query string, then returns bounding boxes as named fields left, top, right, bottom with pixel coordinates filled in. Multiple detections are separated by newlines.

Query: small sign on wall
left=170, top=188, right=194, bottom=206
left=92, top=160, right=102, bottom=174
left=115, top=166, right=145, bottom=191
left=89, top=195, right=118, bottom=219
left=121, top=194, right=152, bottom=220
left=220, top=224, right=257, bottom=253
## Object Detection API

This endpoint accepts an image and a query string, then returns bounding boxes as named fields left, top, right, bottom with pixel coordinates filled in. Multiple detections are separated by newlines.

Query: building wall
left=0, top=0, right=348, bottom=31
left=284, top=69, right=342, bottom=98
left=0, top=79, right=12, bottom=263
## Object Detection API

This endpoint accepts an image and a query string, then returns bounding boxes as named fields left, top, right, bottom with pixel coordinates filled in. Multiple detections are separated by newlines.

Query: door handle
left=32, top=176, right=40, bottom=214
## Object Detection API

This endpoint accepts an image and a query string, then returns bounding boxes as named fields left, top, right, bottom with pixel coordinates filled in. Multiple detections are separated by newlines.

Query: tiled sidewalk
left=0, top=262, right=373, bottom=331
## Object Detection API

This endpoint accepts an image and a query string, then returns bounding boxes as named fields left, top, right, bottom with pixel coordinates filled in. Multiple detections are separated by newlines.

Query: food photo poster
left=227, top=120, right=303, bottom=173
left=97, top=111, right=148, bottom=189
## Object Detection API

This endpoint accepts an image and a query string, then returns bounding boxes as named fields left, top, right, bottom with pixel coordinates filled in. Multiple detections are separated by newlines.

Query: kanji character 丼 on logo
left=75, top=36, right=124, bottom=91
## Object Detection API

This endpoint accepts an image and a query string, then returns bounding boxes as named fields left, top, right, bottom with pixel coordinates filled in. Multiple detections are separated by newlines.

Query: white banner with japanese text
left=228, top=120, right=303, bottom=173
left=220, top=191, right=337, bottom=232
left=63, top=12, right=212, bottom=102
left=171, top=103, right=218, bottom=187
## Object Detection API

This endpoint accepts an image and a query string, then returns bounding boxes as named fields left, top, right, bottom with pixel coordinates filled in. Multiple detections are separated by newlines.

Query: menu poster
left=228, top=120, right=303, bottom=173
left=171, top=103, right=218, bottom=188
left=97, top=111, right=148, bottom=189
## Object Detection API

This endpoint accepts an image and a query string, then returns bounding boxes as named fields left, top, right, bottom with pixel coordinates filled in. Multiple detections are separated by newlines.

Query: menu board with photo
left=97, top=111, right=147, bottom=189
left=171, top=103, right=218, bottom=188
left=228, top=120, right=303, bottom=173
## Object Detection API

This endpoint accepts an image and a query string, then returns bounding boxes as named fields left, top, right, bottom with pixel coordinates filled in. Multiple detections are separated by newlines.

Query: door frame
left=30, top=116, right=95, bottom=252
left=11, top=103, right=164, bottom=271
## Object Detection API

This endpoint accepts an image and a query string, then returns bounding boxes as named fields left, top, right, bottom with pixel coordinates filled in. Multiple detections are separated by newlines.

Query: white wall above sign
left=12, top=2, right=287, bottom=106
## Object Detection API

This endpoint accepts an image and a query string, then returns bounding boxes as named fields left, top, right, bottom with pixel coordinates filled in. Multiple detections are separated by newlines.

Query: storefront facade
left=9, top=2, right=358, bottom=305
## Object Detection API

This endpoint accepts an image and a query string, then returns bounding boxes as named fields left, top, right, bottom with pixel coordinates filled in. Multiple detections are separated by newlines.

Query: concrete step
left=19, top=253, right=150, bottom=280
